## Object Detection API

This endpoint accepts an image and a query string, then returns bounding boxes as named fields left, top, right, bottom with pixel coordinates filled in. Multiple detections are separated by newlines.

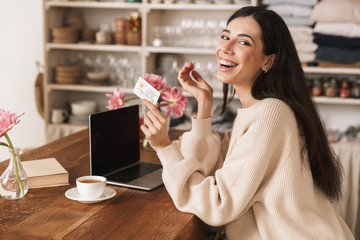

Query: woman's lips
left=219, top=59, right=238, bottom=70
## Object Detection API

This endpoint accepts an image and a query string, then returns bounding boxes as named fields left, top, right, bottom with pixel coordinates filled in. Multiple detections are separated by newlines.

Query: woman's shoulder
left=258, top=97, right=289, bottom=109
left=251, top=98, right=293, bottom=115
left=251, top=98, right=296, bottom=123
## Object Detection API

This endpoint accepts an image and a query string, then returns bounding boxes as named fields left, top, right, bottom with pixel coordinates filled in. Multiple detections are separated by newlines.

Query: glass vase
left=0, top=147, right=29, bottom=200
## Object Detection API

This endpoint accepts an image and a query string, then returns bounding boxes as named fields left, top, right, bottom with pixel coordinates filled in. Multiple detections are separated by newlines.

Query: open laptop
left=89, top=104, right=163, bottom=190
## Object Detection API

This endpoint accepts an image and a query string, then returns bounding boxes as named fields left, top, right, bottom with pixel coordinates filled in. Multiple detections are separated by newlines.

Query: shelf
left=47, top=85, right=360, bottom=106
left=46, top=43, right=142, bottom=53
left=143, top=2, right=250, bottom=11
left=46, top=1, right=142, bottom=9
left=209, top=93, right=360, bottom=105
left=304, top=67, right=360, bottom=76
left=43, top=0, right=360, bottom=142
left=46, top=0, right=250, bottom=11
left=46, top=43, right=215, bottom=54
left=48, top=83, right=134, bottom=94
left=313, top=96, right=360, bottom=106
left=146, top=46, right=214, bottom=55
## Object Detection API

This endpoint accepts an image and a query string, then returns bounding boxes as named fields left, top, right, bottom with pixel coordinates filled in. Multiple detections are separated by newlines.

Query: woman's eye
left=220, top=35, right=229, bottom=40
left=239, top=41, right=250, bottom=46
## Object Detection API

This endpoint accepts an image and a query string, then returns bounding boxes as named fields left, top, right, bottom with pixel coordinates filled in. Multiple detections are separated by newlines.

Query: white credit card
left=133, top=77, right=161, bottom=105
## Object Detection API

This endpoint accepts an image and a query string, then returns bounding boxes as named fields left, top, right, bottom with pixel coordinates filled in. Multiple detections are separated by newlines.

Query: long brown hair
left=222, top=6, right=343, bottom=202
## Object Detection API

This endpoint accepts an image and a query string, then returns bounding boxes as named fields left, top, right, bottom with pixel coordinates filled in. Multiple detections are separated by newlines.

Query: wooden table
left=0, top=129, right=207, bottom=240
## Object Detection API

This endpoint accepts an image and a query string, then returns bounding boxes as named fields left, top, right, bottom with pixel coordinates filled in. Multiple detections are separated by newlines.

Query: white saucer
left=65, top=187, right=116, bottom=204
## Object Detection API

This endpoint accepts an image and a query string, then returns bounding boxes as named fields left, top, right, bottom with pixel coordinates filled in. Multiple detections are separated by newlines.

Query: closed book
left=22, top=158, right=69, bottom=188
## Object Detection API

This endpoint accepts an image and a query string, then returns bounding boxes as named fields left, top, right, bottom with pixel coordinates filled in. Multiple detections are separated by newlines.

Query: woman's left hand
left=140, top=99, right=172, bottom=152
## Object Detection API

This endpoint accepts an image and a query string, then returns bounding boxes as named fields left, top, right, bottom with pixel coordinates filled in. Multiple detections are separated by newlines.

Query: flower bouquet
left=106, top=73, right=188, bottom=149
left=0, top=109, right=28, bottom=200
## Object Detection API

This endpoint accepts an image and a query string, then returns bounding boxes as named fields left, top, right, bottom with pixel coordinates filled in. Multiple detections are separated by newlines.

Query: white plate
left=65, top=187, right=116, bottom=204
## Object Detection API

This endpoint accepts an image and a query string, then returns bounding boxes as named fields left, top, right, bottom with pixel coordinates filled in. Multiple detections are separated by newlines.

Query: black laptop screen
left=90, top=105, right=140, bottom=176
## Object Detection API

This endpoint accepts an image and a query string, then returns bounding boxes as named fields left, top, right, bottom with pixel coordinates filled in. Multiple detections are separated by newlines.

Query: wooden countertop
left=0, top=129, right=207, bottom=240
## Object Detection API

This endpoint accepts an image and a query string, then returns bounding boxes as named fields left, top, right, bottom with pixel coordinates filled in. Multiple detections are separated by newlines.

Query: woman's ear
left=262, top=54, right=276, bottom=72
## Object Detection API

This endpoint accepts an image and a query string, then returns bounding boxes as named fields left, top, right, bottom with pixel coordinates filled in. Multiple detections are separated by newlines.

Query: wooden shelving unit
left=43, top=0, right=360, bottom=142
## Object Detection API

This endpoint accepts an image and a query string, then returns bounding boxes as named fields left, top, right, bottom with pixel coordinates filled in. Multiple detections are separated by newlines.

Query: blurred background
left=0, top=0, right=45, bottom=161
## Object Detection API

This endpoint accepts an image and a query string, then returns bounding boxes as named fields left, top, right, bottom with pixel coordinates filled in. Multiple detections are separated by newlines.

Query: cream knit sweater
left=157, top=98, right=354, bottom=240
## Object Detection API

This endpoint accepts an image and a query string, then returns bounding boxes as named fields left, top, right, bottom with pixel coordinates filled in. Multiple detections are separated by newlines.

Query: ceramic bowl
left=86, top=71, right=110, bottom=82
left=71, top=100, right=97, bottom=116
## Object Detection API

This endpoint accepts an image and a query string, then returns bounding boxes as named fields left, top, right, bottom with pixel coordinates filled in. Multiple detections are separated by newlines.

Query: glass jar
left=325, top=78, right=338, bottom=97
left=351, top=80, right=360, bottom=98
left=0, top=147, right=29, bottom=200
left=340, top=79, right=351, bottom=98
left=312, top=78, right=323, bottom=96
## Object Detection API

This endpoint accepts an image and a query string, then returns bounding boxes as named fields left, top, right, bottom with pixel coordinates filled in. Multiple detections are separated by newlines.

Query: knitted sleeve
left=157, top=99, right=298, bottom=226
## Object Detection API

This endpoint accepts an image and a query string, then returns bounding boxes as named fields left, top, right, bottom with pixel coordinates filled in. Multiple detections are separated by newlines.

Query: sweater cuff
left=157, top=143, right=184, bottom=167
left=191, top=117, right=213, bottom=135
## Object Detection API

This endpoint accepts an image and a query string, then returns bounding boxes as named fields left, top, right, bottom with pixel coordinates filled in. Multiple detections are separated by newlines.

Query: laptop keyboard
left=108, top=162, right=162, bottom=183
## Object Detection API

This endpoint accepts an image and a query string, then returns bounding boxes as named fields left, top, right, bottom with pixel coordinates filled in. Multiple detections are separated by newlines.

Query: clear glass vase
left=0, top=147, right=29, bottom=200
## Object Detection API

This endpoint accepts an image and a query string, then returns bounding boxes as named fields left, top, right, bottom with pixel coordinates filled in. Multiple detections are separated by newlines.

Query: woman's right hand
left=178, top=62, right=213, bottom=119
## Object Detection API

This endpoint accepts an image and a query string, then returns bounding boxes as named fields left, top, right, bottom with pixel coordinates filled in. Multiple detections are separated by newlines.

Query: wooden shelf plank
left=304, top=67, right=360, bottom=75
left=46, top=1, right=142, bottom=9
left=146, top=46, right=214, bottom=55
left=143, top=2, right=250, bottom=11
left=46, top=43, right=141, bottom=53
left=47, top=83, right=134, bottom=94
left=46, top=1, right=250, bottom=10
left=313, top=96, right=360, bottom=106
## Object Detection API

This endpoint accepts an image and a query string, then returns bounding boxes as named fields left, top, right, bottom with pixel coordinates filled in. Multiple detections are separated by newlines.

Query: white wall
left=0, top=0, right=45, bottom=161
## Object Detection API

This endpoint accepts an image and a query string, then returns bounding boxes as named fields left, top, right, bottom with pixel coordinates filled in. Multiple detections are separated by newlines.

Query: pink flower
left=143, top=73, right=168, bottom=92
left=0, top=109, right=24, bottom=139
left=106, top=88, right=125, bottom=110
left=159, top=86, right=188, bottom=118
left=0, top=109, right=26, bottom=197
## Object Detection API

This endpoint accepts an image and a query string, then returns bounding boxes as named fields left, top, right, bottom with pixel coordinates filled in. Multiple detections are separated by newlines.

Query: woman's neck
left=235, top=87, right=259, bottom=109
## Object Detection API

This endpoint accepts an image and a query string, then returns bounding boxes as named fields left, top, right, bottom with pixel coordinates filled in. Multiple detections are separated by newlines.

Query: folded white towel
left=263, top=0, right=317, bottom=6
left=314, top=22, right=360, bottom=38
left=312, top=0, right=360, bottom=24
left=289, top=26, right=314, bottom=43
left=289, top=26, right=314, bottom=35
left=295, top=42, right=318, bottom=52
left=297, top=51, right=316, bottom=63
left=282, top=16, right=315, bottom=26
left=268, top=4, right=313, bottom=18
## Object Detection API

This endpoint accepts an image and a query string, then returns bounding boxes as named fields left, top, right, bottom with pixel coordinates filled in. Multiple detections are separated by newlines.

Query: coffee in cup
left=76, top=176, right=106, bottom=199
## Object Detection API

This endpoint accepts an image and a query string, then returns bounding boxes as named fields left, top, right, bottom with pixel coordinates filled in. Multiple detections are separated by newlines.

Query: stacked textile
left=288, top=26, right=318, bottom=64
left=263, top=0, right=318, bottom=64
left=312, top=0, right=360, bottom=65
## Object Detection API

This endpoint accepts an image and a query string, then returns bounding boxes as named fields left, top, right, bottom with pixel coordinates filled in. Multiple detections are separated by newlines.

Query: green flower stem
left=4, top=133, right=24, bottom=197
left=143, top=137, right=148, bottom=149
left=125, top=96, right=140, bottom=102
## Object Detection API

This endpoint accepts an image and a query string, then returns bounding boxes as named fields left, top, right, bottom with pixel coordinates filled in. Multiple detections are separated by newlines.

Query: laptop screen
left=89, top=105, right=140, bottom=176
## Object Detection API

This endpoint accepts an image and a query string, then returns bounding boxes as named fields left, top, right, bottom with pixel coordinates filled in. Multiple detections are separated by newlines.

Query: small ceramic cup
left=51, top=108, right=69, bottom=124
left=76, top=176, right=106, bottom=199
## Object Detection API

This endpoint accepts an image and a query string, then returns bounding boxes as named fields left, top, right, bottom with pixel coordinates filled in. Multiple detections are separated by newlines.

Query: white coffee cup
left=76, top=176, right=106, bottom=199
left=51, top=108, right=69, bottom=124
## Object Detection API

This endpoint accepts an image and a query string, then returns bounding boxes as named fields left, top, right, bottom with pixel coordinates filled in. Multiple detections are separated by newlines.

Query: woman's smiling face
left=216, top=16, right=268, bottom=89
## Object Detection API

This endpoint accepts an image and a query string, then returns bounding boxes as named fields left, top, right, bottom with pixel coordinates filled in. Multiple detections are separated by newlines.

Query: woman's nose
left=221, top=41, right=234, bottom=55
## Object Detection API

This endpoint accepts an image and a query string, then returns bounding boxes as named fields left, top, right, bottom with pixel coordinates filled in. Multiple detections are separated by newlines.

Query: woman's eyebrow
left=222, top=29, right=255, bottom=44
left=238, top=33, right=255, bottom=44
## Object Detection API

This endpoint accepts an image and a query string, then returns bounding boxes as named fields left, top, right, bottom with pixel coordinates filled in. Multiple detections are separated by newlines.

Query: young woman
left=141, top=6, right=354, bottom=239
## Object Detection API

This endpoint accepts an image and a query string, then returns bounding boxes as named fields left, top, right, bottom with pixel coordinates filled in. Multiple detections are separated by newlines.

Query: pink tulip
left=0, top=109, right=26, bottom=197
left=0, top=109, right=24, bottom=139
left=143, top=73, right=168, bottom=92
left=160, top=87, right=188, bottom=118
left=105, top=88, right=126, bottom=110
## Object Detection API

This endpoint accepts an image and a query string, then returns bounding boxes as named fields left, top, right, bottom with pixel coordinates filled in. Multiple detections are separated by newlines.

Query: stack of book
left=22, top=158, right=69, bottom=189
